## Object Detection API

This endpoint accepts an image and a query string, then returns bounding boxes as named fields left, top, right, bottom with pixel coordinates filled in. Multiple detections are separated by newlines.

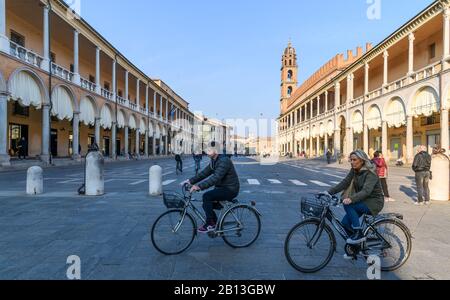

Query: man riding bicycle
left=182, top=141, right=240, bottom=233
left=323, top=150, right=384, bottom=245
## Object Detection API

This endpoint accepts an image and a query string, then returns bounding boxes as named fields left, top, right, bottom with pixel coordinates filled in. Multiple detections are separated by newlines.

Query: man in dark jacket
left=18, top=137, right=27, bottom=160
left=183, top=142, right=240, bottom=233
left=412, top=146, right=432, bottom=205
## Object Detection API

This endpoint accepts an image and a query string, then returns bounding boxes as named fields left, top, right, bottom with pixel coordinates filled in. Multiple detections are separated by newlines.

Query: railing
left=9, top=41, right=44, bottom=68
left=116, top=95, right=127, bottom=105
left=349, top=96, right=364, bottom=108
left=80, top=77, right=96, bottom=92
left=368, top=87, right=382, bottom=100
left=51, top=62, right=74, bottom=82
left=140, top=107, right=147, bottom=114
left=129, top=102, right=137, bottom=111
left=101, top=88, right=114, bottom=101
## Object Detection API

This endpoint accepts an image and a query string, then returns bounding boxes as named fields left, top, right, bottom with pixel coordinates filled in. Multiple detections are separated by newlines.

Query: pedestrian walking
left=412, top=145, right=432, bottom=205
left=326, top=149, right=332, bottom=164
left=373, top=151, right=393, bottom=202
left=18, top=137, right=27, bottom=160
left=175, top=152, right=183, bottom=175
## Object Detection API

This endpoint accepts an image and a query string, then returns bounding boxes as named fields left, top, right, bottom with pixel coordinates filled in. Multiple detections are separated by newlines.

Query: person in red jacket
left=373, top=151, right=394, bottom=202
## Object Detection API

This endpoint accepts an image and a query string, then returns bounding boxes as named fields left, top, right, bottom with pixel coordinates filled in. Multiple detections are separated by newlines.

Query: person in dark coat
left=175, top=152, right=183, bottom=174
left=182, top=141, right=240, bottom=233
left=325, top=150, right=384, bottom=245
left=18, top=137, right=27, bottom=160
left=412, top=145, right=432, bottom=205
left=326, top=149, right=332, bottom=164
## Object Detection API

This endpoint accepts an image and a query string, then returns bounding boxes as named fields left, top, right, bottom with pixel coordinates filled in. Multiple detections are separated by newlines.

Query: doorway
left=51, top=129, right=58, bottom=157
left=8, top=123, right=28, bottom=157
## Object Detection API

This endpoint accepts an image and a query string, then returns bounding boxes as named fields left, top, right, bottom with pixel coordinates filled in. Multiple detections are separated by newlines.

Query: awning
left=51, top=86, right=74, bottom=121
left=319, top=123, right=326, bottom=138
left=412, top=87, right=439, bottom=118
left=80, top=97, right=96, bottom=126
left=386, top=98, right=406, bottom=128
left=117, top=110, right=126, bottom=129
left=311, top=126, right=317, bottom=138
left=327, top=120, right=334, bottom=136
left=148, top=122, right=154, bottom=137
left=352, top=111, right=363, bottom=134
left=140, top=119, right=146, bottom=134
left=155, top=125, right=161, bottom=139
left=9, top=71, right=42, bottom=108
left=367, top=106, right=382, bottom=130
left=129, top=115, right=137, bottom=130
left=100, top=105, right=112, bottom=129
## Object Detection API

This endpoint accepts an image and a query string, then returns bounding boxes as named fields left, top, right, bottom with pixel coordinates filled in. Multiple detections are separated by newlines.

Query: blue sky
left=76, top=0, right=434, bottom=123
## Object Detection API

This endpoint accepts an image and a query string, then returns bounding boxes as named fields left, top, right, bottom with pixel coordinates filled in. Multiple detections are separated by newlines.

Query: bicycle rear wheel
left=363, top=218, right=412, bottom=272
left=151, top=209, right=196, bottom=255
left=284, top=219, right=336, bottom=273
left=220, top=205, right=261, bottom=248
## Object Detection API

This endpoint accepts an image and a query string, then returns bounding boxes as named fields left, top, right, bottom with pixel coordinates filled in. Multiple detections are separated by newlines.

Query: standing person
left=175, top=152, right=183, bottom=175
left=373, top=151, right=394, bottom=202
left=412, top=145, right=432, bottom=205
left=18, top=137, right=27, bottom=160
left=326, top=149, right=332, bottom=164
left=193, top=152, right=202, bottom=175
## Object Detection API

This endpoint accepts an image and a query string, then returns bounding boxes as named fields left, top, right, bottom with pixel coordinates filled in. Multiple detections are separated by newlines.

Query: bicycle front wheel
left=284, top=219, right=336, bottom=273
left=151, top=209, right=196, bottom=255
left=363, top=218, right=412, bottom=272
left=220, top=205, right=261, bottom=248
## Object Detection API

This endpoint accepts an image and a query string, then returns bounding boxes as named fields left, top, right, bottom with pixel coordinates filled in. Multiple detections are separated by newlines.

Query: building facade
left=278, top=0, right=450, bottom=164
left=0, top=0, right=195, bottom=166
left=193, top=113, right=231, bottom=154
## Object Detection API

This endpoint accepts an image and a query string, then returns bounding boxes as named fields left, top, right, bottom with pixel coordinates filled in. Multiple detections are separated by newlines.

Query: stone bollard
left=26, top=166, right=43, bottom=195
left=85, top=151, right=104, bottom=196
left=149, top=165, right=163, bottom=196
left=430, top=152, right=450, bottom=202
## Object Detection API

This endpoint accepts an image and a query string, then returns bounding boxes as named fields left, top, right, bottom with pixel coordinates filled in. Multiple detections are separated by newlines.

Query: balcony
left=101, top=88, right=114, bottom=101
left=51, top=62, right=74, bottom=82
left=9, top=41, right=44, bottom=68
left=129, top=102, right=137, bottom=111
left=80, top=77, right=96, bottom=92
left=140, top=107, right=147, bottom=114
left=116, top=95, right=127, bottom=106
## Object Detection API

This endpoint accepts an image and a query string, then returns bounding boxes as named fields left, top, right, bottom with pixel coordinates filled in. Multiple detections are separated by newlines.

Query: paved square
left=0, top=157, right=449, bottom=280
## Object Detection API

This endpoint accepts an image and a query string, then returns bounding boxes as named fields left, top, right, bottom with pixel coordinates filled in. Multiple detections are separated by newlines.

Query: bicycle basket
left=162, top=192, right=185, bottom=209
left=301, top=197, right=325, bottom=218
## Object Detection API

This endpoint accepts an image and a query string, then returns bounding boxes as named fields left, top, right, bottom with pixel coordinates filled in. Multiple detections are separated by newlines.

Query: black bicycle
left=151, top=183, right=262, bottom=255
left=284, top=193, right=412, bottom=273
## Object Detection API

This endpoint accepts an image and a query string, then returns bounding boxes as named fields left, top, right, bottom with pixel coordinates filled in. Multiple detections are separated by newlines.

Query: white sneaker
left=388, top=198, right=396, bottom=202
left=414, top=202, right=424, bottom=206
left=424, top=201, right=431, bottom=205
left=343, top=254, right=355, bottom=260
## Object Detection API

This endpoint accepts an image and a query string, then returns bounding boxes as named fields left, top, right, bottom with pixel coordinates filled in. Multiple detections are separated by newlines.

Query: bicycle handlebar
left=316, top=193, right=342, bottom=206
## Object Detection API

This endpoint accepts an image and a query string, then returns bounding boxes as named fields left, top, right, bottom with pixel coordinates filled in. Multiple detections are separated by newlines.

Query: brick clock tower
left=280, top=41, right=298, bottom=115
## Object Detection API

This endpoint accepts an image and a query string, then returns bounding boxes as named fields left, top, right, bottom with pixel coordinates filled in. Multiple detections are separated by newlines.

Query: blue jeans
left=342, top=202, right=371, bottom=234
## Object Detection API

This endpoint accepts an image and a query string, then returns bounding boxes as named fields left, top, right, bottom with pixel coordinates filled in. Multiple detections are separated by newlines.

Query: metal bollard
left=26, top=166, right=43, bottom=195
left=85, top=151, right=105, bottom=196
left=149, top=165, right=163, bottom=196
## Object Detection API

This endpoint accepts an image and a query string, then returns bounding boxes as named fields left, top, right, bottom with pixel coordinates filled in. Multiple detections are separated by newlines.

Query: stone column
left=41, top=103, right=50, bottom=163
left=112, top=60, right=116, bottom=99
left=124, top=126, right=129, bottom=159
left=310, top=101, right=313, bottom=120
left=383, top=50, right=389, bottom=87
left=166, top=98, right=169, bottom=121
left=316, top=137, right=320, bottom=157
left=41, top=5, right=50, bottom=71
left=347, top=73, right=354, bottom=103
left=346, top=127, right=353, bottom=156
left=406, top=116, right=414, bottom=164
left=364, top=63, right=369, bottom=95
left=73, top=30, right=80, bottom=85
left=382, top=121, right=388, bottom=160
left=363, top=125, right=369, bottom=154
left=160, top=96, right=163, bottom=119
left=145, top=130, right=149, bottom=158
left=164, top=132, right=169, bottom=155
left=125, top=71, right=129, bottom=100
left=408, top=33, right=415, bottom=76
left=309, top=135, right=313, bottom=157
left=152, top=132, right=156, bottom=156
left=136, top=79, right=140, bottom=105
left=324, top=133, right=329, bottom=157
left=153, top=92, right=157, bottom=117
left=325, top=91, right=328, bottom=112
left=441, top=109, right=449, bottom=155
left=0, top=0, right=7, bottom=53
left=135, top=129, right=140, bottom=159
left=0, top=92, right=10, bottom=166
left=111, top=122, right=117, bottom=159
left=95, top=47, right=101, bottom=94
left=145, top=85, right=149, bottom=113
left=95, top=117, right=101, bottom=146
left=335, top=82, right=340, bottom=107
left=444, top=8, right=450, bottom=65
left=334, top=129, right=341, bottom=158
left=72, top=112, right=80, bottom=160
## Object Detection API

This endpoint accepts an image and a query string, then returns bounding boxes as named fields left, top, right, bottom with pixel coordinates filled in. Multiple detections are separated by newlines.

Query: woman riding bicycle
left=324, top=150, right=384, bottom=245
